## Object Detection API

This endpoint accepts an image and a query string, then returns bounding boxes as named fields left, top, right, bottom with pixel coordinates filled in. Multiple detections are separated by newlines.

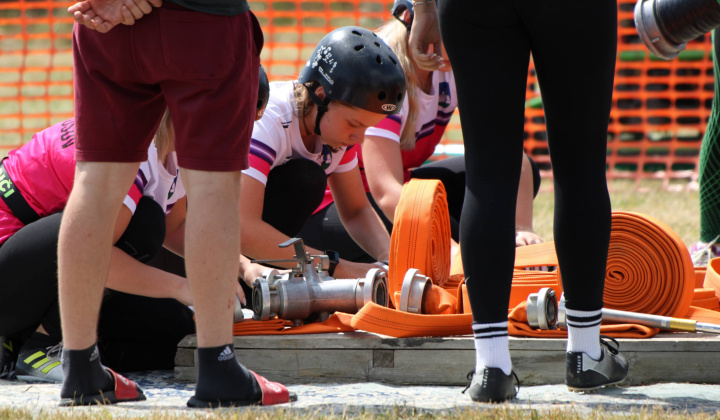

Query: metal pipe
left=527, top=289, right=720, bottom=334
left=250, top=238, right=390, bottom=326
left=557, top=295, right=720, bottom=334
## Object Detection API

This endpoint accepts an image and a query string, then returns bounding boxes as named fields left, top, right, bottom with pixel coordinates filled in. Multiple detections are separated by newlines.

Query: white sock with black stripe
left=472, top=321, right=512, bottom=376
left=565, top=308, right=602, bottom=359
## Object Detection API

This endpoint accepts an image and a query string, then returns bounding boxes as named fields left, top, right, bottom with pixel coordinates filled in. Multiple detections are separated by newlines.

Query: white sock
left=472, top=321, right=512, bottom=376
left=565, top=308, right=602, bottom=359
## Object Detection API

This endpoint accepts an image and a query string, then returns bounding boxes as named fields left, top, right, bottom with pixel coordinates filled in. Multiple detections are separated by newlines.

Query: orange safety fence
left=0, top=0, right=715, bottom=187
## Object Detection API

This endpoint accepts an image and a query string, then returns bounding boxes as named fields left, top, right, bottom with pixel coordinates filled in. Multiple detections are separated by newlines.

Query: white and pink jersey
left=319, top=70, right=458, bottom=209
left=362, top=70, right=457, bottom=186
left=243, top=81, right=358, bottom=193
left=0, top=118, right=185, bottom=245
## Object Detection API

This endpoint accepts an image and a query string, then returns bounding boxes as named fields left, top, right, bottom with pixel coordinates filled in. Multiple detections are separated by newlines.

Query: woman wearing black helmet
left=237, top=27, right=406, bottom=279
left=300, top=0, right=544, bottom=264
left=409, top=0, right=628, bottom=404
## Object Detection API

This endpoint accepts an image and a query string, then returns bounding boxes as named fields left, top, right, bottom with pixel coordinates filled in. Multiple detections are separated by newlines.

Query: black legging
left=439, top=0, right=616, bottom=322
left=299, top=155, right=541, bottom=262
left=0, top=197, right=194, bottom=371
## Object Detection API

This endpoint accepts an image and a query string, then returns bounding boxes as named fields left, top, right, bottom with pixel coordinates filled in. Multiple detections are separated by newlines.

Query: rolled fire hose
left=388, top=178, right=453, bottom=308
left=635, top=0, right=720, bottom=60
left=452, top=212, right=696, bottom=318
left=528, top=289, right=720, bottom=334
left=599, top=212, right=695, bottom=318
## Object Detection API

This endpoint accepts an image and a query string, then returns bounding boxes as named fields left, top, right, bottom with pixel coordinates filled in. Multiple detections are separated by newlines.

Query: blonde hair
left=153, top=109, right=173, bottom=161
left=376, top=19, right=418, bottom=150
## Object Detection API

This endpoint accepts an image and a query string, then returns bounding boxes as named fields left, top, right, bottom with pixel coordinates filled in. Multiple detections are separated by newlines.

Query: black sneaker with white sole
left=463, top=367, right=519, bottom=403
left=565, top=336, right=628, bottom=392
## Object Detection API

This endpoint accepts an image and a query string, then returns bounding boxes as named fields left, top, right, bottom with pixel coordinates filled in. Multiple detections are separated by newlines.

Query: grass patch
left=533, top=178, right=699, bottom=247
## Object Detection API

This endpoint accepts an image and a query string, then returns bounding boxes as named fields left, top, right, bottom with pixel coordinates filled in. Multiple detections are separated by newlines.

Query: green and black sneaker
left=16, top=333, right=64, bottom=383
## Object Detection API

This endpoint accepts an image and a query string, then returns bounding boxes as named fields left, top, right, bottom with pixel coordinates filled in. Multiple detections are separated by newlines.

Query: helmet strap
left=304, top=84, right=331, bottom=136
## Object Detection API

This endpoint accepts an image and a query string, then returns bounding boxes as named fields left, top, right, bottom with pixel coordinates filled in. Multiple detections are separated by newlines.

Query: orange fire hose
left=233, top=180, right=720, bottom=338
left=388, top=178, right=452, bottom=306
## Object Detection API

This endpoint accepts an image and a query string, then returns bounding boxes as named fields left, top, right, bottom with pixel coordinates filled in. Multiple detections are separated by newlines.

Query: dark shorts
left=72, top=3, right=263, bottom=171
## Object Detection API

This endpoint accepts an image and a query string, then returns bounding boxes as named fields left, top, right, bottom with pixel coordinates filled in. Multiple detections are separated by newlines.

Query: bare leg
left=181, top=168, right=241, bottom=347
left=58, top=161, right=139, bottom=350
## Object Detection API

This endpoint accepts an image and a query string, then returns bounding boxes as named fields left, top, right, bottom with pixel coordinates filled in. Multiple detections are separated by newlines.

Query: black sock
left=60, top=343, right=113, bottom=399
left=195, top=343, right=262, bottom=403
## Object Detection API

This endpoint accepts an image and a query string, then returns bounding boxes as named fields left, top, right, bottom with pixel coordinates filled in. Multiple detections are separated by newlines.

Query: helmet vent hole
left=376, top=55, right=382, bottom=64
left=397, top=93, right=403, bottom=102
left=374, top=42, right=381, bottom=47
left=378, top=91, right=387, bottom=101
left=352, top=30, right=363, bottom=36
left=390, top=56, right=397, bottom=65
left=354, top=45, right=365, bottom=51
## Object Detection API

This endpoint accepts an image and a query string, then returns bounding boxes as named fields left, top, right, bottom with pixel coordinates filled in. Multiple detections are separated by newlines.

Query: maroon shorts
left=72, top=4, right=263, bottom=171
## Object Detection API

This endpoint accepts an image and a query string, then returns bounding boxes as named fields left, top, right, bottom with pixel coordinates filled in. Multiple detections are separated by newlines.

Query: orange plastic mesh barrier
left=0, top=0, right=715, bottom=187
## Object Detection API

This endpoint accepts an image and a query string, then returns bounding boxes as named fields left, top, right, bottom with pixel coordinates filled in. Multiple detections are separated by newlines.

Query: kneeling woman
left=299, top=1, right=544, bottom=263
left=0, top=112, right=195, bottom=382
left=239, top=26, right=406, bottom=279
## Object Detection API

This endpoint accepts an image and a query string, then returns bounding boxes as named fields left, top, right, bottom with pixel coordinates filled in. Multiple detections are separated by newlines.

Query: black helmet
left=257, top=65, right=270, bottom=114
left=299, top=26, right=406, bottom=122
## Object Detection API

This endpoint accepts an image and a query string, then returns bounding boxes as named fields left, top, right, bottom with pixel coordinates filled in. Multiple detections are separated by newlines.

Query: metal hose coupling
left=635, top=0, right=720, bottom=60
left=525, top=288, right=559, bottom=330
left=250, top=238, right=390, bottom=326
left=398, top=268, right=432, bottom=314
left=528, top=292, right=720, bottom=335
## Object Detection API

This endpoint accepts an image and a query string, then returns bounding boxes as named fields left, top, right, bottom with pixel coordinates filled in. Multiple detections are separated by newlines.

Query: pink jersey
left=0, top=119, right=185, bottom=245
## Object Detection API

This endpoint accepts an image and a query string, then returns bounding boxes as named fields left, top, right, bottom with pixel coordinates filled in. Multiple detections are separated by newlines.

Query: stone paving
left=2, top=370, right=720, bottom=417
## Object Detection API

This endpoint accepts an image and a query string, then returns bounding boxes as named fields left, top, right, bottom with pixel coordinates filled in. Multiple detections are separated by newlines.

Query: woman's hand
left=515, top=229, right=544, bottom=247
left=408, top=0, right=444, bottom=71
left=239, top=260, right=275, bottom=289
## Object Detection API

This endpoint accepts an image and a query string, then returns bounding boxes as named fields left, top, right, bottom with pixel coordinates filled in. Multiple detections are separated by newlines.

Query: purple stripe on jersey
left=416, top=125, right=436, bottom=140
left=134, top=171, right=148, bottom=192
left=345, top=144, right=355, bottom=151
left=166, top=202, right=175, bottom=214
left=251, top=139, right=276, bottom=159
left=420, top=119, right=436, bottom=132
left=250, top=146, right=274, bottom=166
left=387, top=114, right=402, bottom=124
left=436, top=110, right=454, bottom=126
